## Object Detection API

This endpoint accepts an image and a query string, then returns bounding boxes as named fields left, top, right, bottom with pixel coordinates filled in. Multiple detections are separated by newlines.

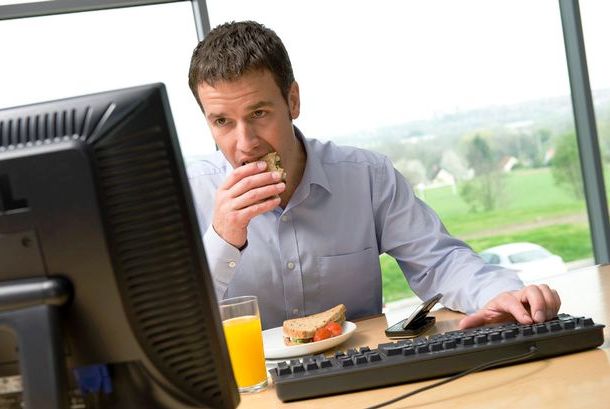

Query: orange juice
left=223, top=315, right=267, bottom=389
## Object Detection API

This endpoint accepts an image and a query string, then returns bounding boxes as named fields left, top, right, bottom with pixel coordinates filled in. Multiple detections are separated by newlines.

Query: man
left=187, top=20, right=560, bottom=330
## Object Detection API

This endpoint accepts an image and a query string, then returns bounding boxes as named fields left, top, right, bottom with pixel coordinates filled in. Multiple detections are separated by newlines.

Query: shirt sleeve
left=203, top=224, right=242, bottom=299
left=373, top=156, right=524, bottom=313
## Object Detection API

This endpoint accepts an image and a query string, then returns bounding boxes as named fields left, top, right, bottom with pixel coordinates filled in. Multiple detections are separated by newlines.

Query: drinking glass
left=219, top=295, right=268, bottom=393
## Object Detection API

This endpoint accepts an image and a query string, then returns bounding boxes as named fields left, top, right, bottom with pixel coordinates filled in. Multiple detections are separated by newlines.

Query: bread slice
left=283, top=304, right=346, bottom=341
left=261, top=151, right=286, bottom=182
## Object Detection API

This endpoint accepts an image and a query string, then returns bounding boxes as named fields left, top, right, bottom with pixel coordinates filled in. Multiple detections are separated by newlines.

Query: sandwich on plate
left=283, top=304, right=346, bottom=346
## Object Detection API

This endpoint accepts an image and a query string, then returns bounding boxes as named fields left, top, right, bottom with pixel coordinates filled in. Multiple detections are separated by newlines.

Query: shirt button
left=228, top=261, right=236, bottom=268
left=281, top=215, right=289, bottom=222
left=287, top=262, right=295, bottom=270
left=292, top=308, right=299, bottom=315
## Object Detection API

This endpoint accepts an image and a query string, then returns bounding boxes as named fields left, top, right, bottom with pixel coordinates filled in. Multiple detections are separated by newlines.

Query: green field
left=381, top=167, right=594, bottom=303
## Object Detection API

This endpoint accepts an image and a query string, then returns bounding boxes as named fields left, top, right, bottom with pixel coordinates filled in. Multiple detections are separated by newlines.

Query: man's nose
left=235, top=121, right=259, bottom=152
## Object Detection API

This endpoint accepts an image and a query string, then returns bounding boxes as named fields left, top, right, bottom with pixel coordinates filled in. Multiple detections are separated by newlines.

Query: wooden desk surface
left=241, top=265, right=610, bottom=409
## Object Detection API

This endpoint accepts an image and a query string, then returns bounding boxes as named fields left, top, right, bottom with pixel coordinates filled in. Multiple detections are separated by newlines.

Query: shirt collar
left=295, top=126, right=332, bottom=194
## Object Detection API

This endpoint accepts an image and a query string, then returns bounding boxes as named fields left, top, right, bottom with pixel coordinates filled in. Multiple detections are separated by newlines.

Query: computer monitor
left=0, top=84, right=239, bottom=409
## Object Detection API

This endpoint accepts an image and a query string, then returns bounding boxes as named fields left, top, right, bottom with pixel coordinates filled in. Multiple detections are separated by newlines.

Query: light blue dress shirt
left=187, top=128, right=523, bottom=329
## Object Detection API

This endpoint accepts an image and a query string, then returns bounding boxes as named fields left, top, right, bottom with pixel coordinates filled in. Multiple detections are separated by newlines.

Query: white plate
left=263, top=321, right=357, bottom=359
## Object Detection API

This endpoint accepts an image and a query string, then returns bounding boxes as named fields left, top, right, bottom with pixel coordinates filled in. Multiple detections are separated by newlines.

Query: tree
left=551, top=131, right=584, bottom=200
left=459, top=134, right=506, bottom=212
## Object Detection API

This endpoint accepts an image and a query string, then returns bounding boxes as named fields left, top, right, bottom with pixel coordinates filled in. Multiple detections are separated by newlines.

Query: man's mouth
left=241, top=154, right=268, bottom=167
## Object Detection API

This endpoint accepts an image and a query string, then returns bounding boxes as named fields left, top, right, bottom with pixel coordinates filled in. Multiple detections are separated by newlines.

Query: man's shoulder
left=307, top=137, right=387, bottom=168
left=185, top=151, right=228, bottom=179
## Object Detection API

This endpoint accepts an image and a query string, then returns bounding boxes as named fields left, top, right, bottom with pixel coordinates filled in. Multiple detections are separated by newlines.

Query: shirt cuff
left=203, top=225, right=242, bottom=297
left=473, top=267, right=525, bottom=313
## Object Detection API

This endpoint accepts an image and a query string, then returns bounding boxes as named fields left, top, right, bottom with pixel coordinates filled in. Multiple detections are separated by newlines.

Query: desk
left=241, top=264, right=610, bottom=408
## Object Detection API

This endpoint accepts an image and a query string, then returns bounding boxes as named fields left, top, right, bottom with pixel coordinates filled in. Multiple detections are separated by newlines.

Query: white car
left=479, top=242, right=567, bottom=282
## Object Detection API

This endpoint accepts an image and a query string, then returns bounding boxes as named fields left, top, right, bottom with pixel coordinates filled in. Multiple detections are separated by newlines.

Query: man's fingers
left=458, top=312, right=486, bottom=330
left=497, top=291, right=533, bottom=325
left=233, top=196, right=281, bottom=221
left=229, top=169, right=284, bottom=199
left=231, top=182, right=285, bottom=210
left=520, top=285, right=547, bottom=323
left=537, top=284, right=560, bottom=319
left=221, top=161, right=267, bottom=191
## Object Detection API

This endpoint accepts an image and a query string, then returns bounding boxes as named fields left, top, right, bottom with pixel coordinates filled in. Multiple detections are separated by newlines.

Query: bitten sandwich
left=261, top=151, right=286, bottom=182
left=283, top=304, right=346, bottom=346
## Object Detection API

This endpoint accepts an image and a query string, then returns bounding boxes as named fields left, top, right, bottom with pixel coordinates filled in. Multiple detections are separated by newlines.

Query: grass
left=421, top=168, right=585, bottom=236
left=381, top=254, right=415, bottom=303
left=381, top=167, right=594, bottom=303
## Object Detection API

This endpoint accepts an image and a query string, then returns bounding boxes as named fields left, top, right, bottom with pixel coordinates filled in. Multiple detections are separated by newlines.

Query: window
left=207, top=0, right=592, bottom=303
left=0, top=1, right=213, bottom=157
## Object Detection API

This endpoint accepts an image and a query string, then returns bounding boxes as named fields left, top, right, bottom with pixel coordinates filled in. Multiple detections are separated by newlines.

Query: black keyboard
left=269, top=314, right=605, bottom=402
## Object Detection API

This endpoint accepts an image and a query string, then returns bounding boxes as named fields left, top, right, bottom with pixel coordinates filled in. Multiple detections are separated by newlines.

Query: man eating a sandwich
left=186, top=20, right=561, bottom=331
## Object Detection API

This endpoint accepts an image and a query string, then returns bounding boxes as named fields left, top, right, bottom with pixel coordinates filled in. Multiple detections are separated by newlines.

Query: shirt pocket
left=315, top=247, right=382, bottom=320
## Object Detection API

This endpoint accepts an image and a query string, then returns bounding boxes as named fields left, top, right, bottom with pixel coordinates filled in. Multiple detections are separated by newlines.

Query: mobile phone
left=384, top=293, right=443, bottom=338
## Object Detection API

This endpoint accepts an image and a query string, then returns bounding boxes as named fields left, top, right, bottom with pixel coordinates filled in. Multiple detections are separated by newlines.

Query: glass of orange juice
left=219, top=295, right=268, bottom=393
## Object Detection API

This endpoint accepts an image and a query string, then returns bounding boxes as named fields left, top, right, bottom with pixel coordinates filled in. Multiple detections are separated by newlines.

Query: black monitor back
left=0, top=84, right=239, bottom=409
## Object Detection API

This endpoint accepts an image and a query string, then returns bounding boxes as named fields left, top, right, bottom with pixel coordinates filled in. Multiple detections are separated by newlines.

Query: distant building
left=544, top=147, right=556, bottom=165
left=429, top=168, right=457, bottom=193
left=499, top=155, right=519, bottom=172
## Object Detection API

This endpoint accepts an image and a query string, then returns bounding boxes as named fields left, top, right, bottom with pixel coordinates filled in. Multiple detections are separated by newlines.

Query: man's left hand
left=458, top=284, right=561, bottom=330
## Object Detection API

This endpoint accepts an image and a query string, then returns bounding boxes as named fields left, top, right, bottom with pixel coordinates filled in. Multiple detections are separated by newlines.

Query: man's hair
left=188, top=20, right=295, bottom=109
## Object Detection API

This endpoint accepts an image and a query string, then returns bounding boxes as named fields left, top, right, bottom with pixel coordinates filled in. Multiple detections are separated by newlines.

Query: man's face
left=197, top=69, right=300, bottom=169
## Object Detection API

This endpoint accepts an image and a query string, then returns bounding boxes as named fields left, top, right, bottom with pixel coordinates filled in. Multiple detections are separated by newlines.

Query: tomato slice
left=313, top=327, right=332, bottom=342
left=325, top=322, right=343, bottom=337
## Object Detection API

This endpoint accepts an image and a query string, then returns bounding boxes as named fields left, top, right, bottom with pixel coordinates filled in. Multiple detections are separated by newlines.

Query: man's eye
left=214, top=118, right=227, bottom=127
left=251, top=110, right=265, bottom=119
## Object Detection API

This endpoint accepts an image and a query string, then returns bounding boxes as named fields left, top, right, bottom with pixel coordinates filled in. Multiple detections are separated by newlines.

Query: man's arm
left=372, top=156, right=560, bottom=327
left=188, top=158, right=284, bottom=297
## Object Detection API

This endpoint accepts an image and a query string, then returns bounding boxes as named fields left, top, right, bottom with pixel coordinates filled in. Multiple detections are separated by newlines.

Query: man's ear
left=288, top=81, right=300, bottom=120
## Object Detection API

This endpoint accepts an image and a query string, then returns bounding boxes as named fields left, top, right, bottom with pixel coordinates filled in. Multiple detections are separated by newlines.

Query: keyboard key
left=355, top=355, right=368, bottom=365
left=563, top=321, right=576, bottom=330
left=320, top=360, right=333, bottom=368
left=385, top=346, right=404, bottom=356
left=306, top=362, right=319, bottom=370
left=522, top=326, right=534, bottom=336
left=292, top=364, right=305, bottom=373
left=416, top=345, right=430, bottom=353
left=340, top=358, right=354, bottom=367
left=443, top=340, right=457, bottom=349
left=489, top=332, right=502, bottom=341
left=359, top=346, right=371, bottom=353
left=368, top=352, right=382, bottom=362
left=402, top=347, right=415, bottom=356
left=475, top=334, right=488, bottom=344
left=502, top=330, right=516, bottom=340
left=462, top=336, right=474, bottom=346
left=430, top=342, right=442, bottom=351
left=277, top=362, right=291, bottom=376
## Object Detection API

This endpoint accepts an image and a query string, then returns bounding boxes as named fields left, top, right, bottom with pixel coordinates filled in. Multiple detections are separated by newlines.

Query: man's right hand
left=212, top=160, right=286, bottom=249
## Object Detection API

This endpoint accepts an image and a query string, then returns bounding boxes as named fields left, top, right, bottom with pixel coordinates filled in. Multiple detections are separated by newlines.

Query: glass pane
left=207, top=0, right=591, bottom=302
left=0, top=2, right=213, bottom=157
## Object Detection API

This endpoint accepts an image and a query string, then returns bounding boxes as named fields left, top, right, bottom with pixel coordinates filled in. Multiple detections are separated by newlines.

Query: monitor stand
left=0, top=277, right=71, bottom=409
